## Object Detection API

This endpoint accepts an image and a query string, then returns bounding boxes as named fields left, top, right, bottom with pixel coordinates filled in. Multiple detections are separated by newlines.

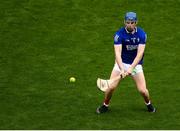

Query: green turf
left=0, top=0, right=180, bottom=129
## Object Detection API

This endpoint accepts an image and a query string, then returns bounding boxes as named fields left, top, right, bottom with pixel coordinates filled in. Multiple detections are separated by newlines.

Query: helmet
left=125, top=12, right=137, bottom=21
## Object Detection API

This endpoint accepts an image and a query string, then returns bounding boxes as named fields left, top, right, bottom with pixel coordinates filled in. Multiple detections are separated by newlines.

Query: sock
left=145, top=101, right=151, bottom=106
left=103, top=99, right=110, bottom=107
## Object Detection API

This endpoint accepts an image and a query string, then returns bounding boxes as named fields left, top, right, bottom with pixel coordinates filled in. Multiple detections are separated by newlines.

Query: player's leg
left=96, top=64, right=123, bottom=114
left=105, top=70, right=121, bottom=105
left=96, top=70, right=121, bottom=114
left=132, top=72, right=150, bottom=103
left=132, top=71, right=156, bottom=112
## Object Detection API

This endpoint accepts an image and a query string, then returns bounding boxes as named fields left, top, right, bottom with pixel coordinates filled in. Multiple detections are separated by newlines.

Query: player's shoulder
left=137, top=27, right=146, bottom=35
left=137, top=27, right=147, bottom=42
left=115, top=27, right=126, bottom=35
left=114, top=27, right=125, bottom=44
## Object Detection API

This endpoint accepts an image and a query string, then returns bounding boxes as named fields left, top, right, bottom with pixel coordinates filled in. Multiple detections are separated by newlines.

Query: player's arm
left=114, top=32, right=126, bottom=78
left=131, top=44, right=145, bottom=68
left=114, top=44, right=126, bottom=78
left=126, top=44, right=145, bottom=75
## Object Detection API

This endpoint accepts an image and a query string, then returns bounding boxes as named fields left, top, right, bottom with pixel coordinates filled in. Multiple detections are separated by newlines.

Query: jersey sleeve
left=139, top=32, right=147, bottom=44
left=114, top=32, right=122, bottom=45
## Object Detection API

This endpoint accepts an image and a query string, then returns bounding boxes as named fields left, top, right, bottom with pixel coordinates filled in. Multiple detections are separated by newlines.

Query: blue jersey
left=114, top=27, right=147, bottom=65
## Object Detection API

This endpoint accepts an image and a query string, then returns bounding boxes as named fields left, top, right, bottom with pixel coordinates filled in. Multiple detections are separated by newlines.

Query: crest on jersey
left=114, top=34, right=119, bottom=43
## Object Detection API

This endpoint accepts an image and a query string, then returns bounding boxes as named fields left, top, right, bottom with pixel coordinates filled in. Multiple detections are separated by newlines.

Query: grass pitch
left=0, top=0, right=180, bottom=129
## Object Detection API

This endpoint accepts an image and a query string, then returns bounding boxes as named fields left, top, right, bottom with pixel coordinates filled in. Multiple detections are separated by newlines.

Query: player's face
left=125, top=20, right=137, bottom=33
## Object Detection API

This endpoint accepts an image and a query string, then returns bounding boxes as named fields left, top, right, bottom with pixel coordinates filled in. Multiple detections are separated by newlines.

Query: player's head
left=124, top=12, right=137, bottom=33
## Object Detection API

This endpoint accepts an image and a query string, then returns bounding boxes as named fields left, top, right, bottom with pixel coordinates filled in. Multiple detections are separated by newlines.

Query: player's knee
left=109, top=84, right=117, bottom=91
left=109, top=80, right=119, bottom=91
left=109, top=86, right=115, bottom=91
left=105, top=86, right=115, bottom=94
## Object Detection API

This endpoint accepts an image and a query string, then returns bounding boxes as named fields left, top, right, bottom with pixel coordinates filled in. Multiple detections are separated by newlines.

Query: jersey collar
left=125, top=27, right=137, bottom=34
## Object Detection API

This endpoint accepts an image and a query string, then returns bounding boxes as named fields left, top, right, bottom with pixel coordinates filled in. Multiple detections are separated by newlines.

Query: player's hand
left=120, top=70, right=126, bottom=78
left=126, top=66, right=133, bottom=76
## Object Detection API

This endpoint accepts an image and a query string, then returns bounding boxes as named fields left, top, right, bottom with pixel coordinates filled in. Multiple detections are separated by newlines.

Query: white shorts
left=113, top=63, right=143, bottom=76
